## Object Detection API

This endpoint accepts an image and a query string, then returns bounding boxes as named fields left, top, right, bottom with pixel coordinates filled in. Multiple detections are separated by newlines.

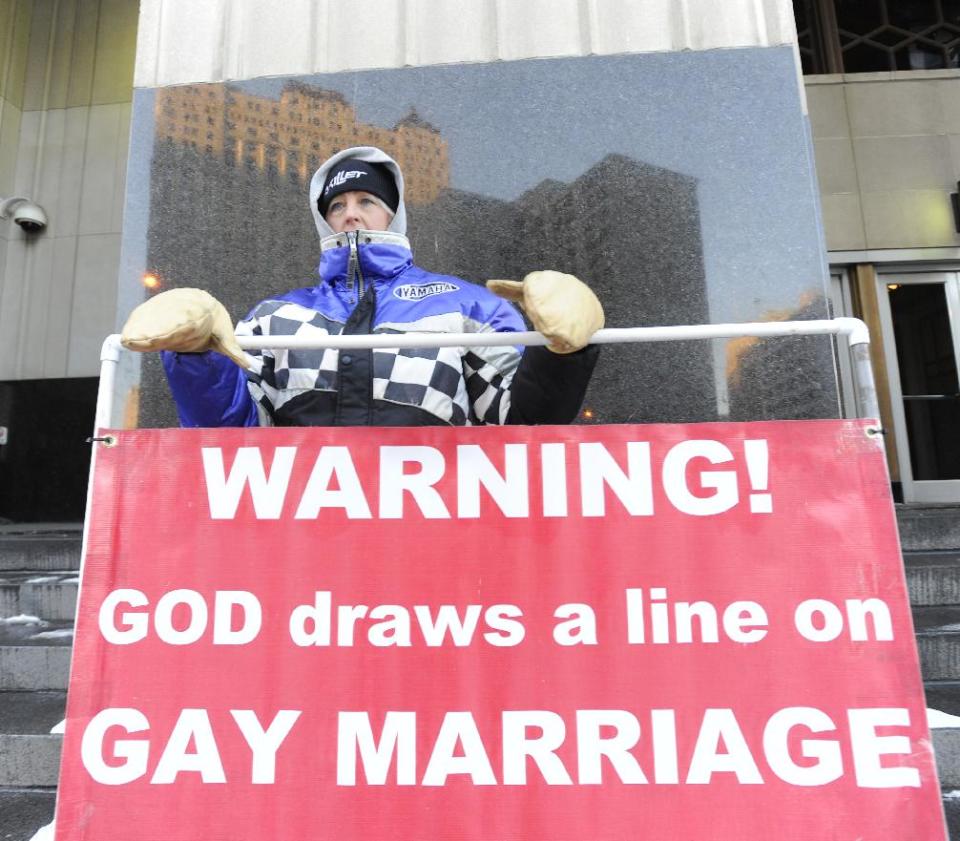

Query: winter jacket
left=161, top=146, right=597, bottom=427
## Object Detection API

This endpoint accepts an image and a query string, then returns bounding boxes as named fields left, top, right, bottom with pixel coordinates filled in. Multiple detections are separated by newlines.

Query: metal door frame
left=875, top=268, right=960, bottom=502
left=828, top=268, right=858, bottom=418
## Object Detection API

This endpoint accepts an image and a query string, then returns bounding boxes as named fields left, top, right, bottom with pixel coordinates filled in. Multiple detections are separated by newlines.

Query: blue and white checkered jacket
left=162, top=146, right=597, bottom=427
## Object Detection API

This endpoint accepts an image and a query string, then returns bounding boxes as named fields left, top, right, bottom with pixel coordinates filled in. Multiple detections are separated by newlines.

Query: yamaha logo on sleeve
left=393, top=282, right=459, bottom=301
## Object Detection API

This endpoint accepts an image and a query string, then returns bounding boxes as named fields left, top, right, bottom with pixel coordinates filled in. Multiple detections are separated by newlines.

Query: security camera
left=0, top=196, right=48, bottom=233
left=12, top=203, right=47, bottom=232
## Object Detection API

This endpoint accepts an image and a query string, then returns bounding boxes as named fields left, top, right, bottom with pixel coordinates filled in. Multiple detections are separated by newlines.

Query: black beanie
left=319, top=159, right=400, bottom=216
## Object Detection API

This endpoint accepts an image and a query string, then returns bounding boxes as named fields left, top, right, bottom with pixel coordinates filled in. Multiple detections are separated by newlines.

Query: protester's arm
left=161, top=350, right=259, bottom=427
left=505, top=344, right=599, bottom=424
left=483, top=270, right=603, bottom=425
left=122, top=287, right=266, bottom=427
left=463, top=272, right=602, bottom=425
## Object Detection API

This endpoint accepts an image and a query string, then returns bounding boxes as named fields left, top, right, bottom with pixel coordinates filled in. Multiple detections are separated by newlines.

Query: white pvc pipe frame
left=93, top=318, right=879, bottom=431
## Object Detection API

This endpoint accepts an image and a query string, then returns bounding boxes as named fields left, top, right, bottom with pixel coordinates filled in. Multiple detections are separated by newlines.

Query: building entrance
left=878, top=271, right=960, bottom=502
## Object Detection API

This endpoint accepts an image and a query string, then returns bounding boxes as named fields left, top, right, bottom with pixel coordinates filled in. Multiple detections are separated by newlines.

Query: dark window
left=795, top=0, right=960, bottom=73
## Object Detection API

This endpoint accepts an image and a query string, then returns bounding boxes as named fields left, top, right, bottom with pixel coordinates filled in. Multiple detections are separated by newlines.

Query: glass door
left=878, top=271, right=960, bottom=502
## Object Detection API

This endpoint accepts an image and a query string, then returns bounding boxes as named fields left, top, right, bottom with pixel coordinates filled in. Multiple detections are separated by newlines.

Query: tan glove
left=121, top=288, right=249, bottom=369
left=486, top=270, right=604, bottom=354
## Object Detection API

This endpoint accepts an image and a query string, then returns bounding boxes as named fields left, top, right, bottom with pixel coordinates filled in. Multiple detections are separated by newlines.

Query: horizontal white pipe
left=95, top=318, right=878, bottom=427
left=211, top=318, right=871, bottom=352
left=101, top=319, right=870, bottom=357
left=101, top=333, right=123, bottom=362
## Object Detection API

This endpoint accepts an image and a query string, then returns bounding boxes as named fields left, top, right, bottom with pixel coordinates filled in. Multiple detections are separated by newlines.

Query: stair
left=0, top=525, right=79, bottom=841
left=899, top=505, right=960, bottom=840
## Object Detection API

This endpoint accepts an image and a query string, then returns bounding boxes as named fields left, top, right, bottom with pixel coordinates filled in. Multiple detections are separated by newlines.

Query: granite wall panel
left=121, top=47, right=836, bottom=428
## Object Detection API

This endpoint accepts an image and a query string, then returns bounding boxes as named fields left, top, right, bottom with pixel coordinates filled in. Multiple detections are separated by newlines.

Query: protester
left=121, top=146, right=604, bottom=426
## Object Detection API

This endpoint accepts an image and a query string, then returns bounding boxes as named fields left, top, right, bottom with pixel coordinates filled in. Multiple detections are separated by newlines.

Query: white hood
left=309, top=146, right=407, bottom=241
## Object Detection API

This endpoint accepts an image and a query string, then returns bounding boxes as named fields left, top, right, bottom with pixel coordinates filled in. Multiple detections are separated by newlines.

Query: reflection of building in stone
left=725, top=296, right=820, bottom=386
left=726, top=293, right=837, bottom=420
left=411, top=154, right=715, bottom=424
left=155, top=81, right=449, bottom=204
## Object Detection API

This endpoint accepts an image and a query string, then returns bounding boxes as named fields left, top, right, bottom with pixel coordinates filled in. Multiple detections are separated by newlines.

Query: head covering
left=309, top=147, right=408, bottom=240
left=318, top=159, right=400, bottom=217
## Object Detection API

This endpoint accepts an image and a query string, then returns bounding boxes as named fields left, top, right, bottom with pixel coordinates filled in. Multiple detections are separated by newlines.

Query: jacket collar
left=318, top=229, right=413, bottom=286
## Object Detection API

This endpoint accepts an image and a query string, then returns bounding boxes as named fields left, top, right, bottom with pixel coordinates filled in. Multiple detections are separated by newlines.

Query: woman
left=122, top=146, right=603, bottom=427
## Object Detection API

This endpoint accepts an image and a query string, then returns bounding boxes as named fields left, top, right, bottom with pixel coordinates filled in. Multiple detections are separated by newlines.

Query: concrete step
left=0, top=788, right=56, bottom=841
left=929, top=683, right=960, bottom=795
left=906, top=552, right=960, bottom=607
left=0, top=573, right=79, bottom=622
left=0, top=619, right=73, bottom=648
left=915, top=607, right=960, bottom=681
left=0, top=531, right=81, bottom=573
left=899, top=505, right=960, bottom=553
left=0, top=692, right=66, bottom=736
left=943, top=793, right=960, bottom=841
left=0, top=735, right=61, bottom=788
left=928, top=681, right=960, bottom=716
left=0, top=692, right=65, bottom=789
left=0, top=648, right=71, bottom=692
left=0, top=620, right=73, bottom=691
left=936, top=727, right=960, bottom=788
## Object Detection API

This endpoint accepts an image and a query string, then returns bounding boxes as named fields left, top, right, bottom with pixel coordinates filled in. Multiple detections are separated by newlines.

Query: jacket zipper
left=346, top=231, right=365, bottom=300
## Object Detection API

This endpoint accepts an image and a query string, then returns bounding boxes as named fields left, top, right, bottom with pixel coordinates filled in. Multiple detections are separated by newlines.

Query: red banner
left=56, top=420, right=946, bottom=840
